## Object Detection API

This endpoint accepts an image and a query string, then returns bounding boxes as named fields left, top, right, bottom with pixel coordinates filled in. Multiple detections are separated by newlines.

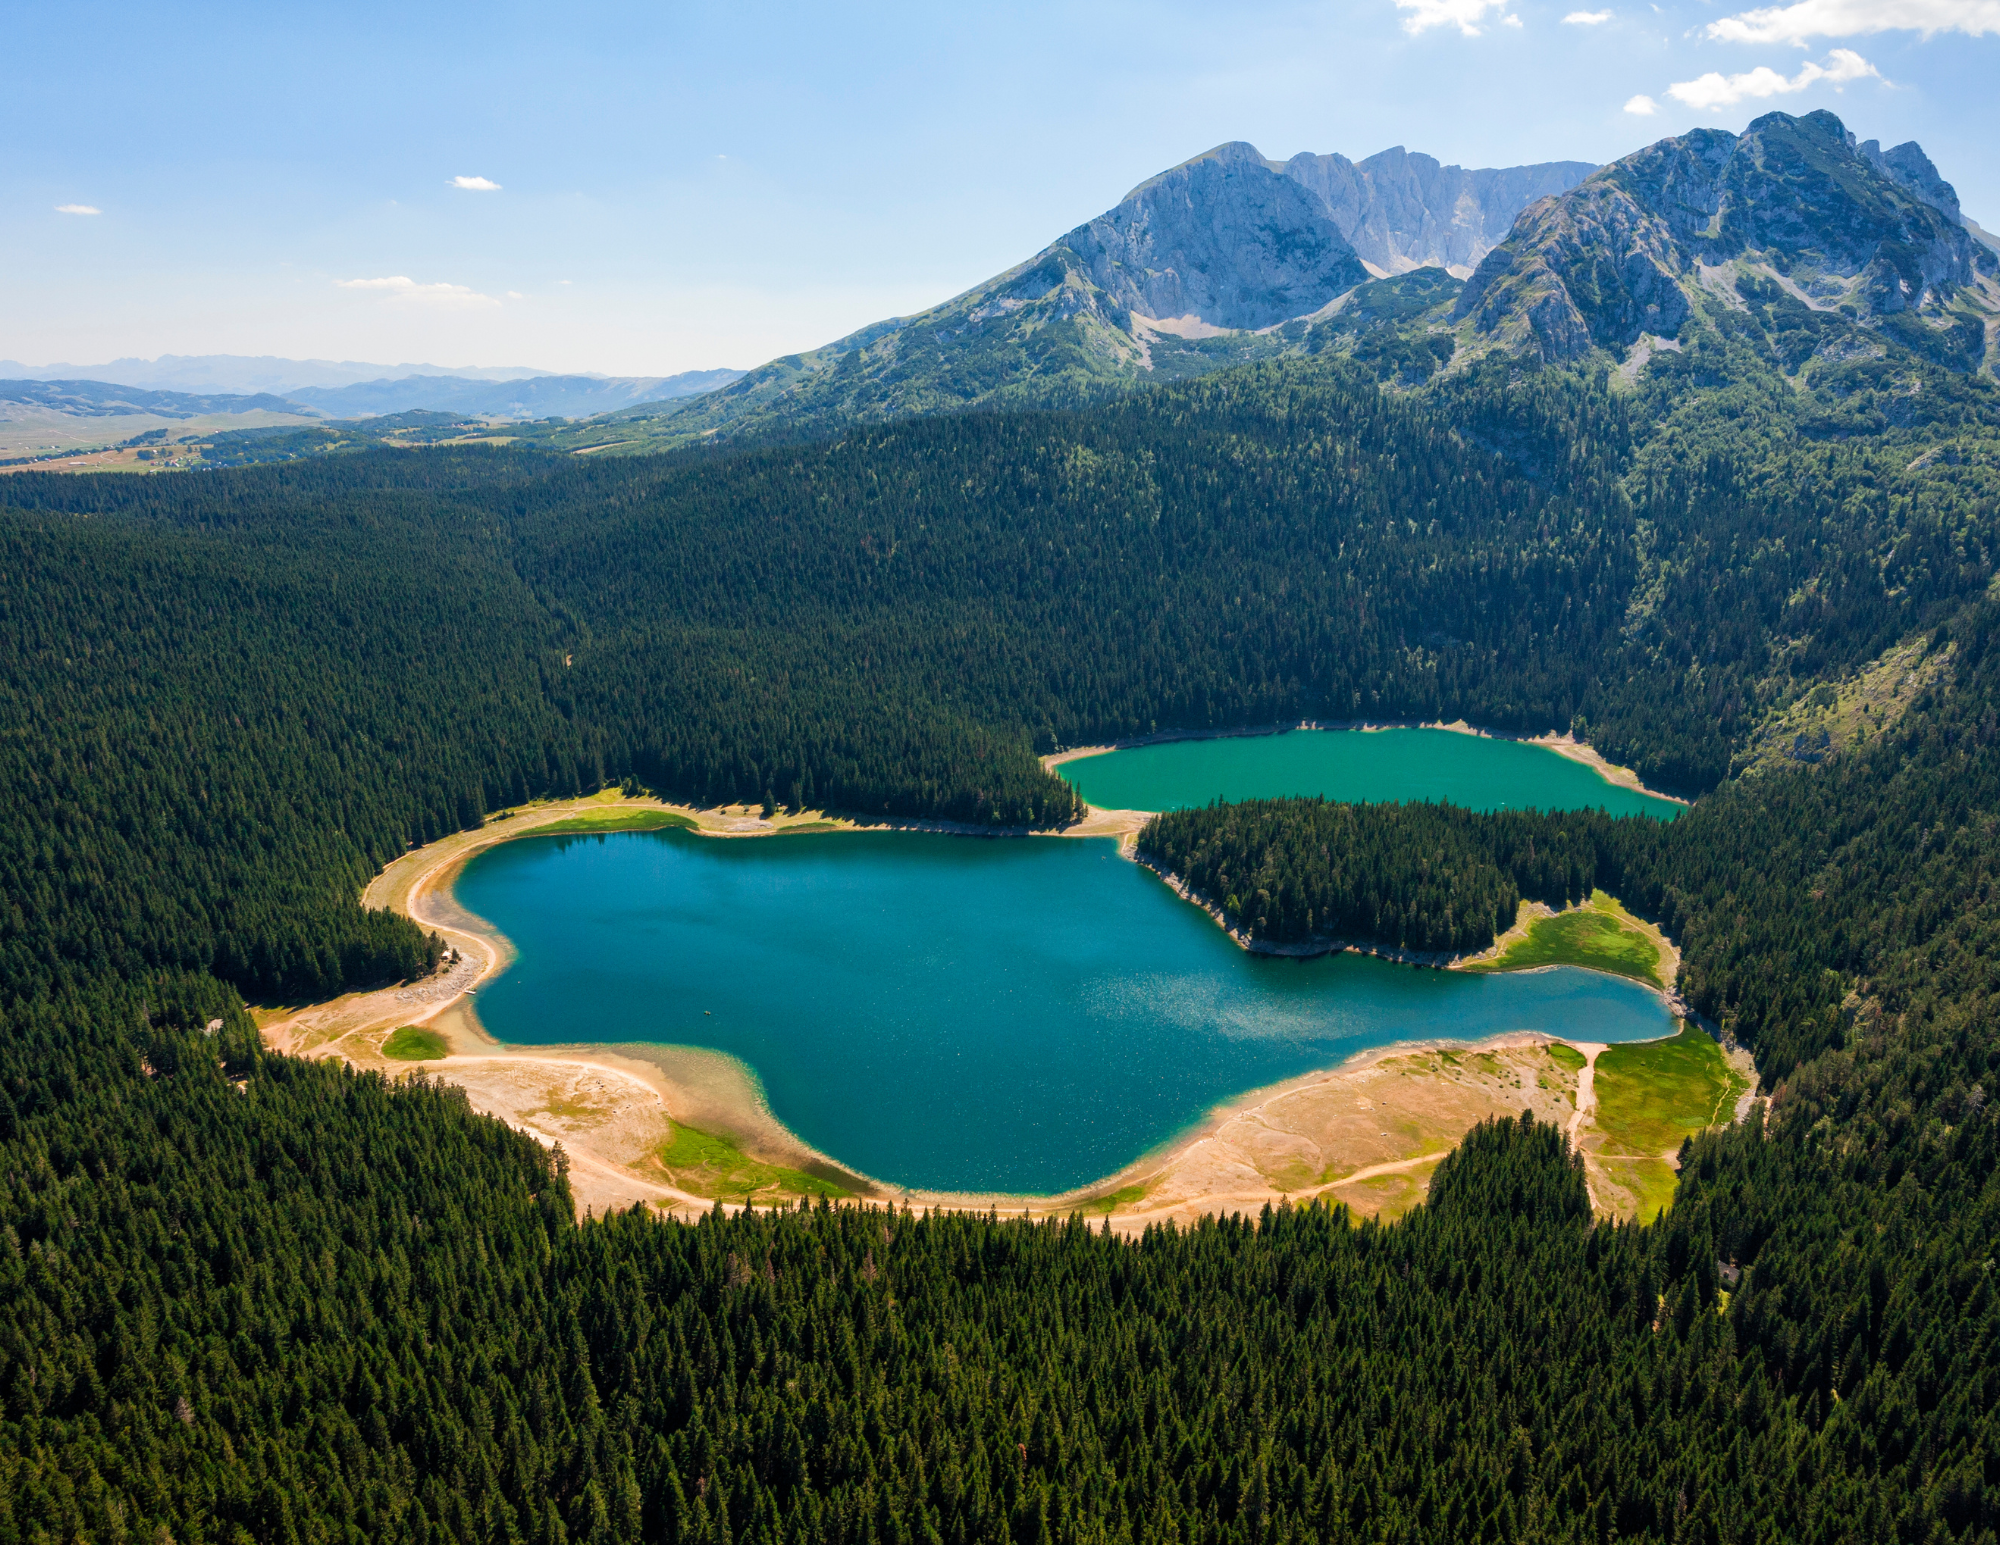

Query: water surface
left=1060, top=728, right=1681, bottom=819
left=458, top=829, right=1674, bottom=1194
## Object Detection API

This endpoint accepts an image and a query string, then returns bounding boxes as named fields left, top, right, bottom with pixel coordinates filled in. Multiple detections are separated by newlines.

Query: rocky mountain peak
left=1068, top=151, right=1367, bottom=331
left=1456, top=109, right=1996, bottom=364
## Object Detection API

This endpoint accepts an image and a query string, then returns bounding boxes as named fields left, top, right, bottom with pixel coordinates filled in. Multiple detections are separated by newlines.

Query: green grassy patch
left=1546, top=1042, right=1587, bottom=1072
left=1463, top=893, right=1663, bottom=988
left=1081, top=1182, right=1149, bottom=1216
left=1600, top=1156, right=1681, bottom=1224
left=776, top=820, right=847, bottom=834
left=1593, top=1024, right=1748, bottom=1157
left=656, top=1123, right=851, bottom=1202
left=530, top=807, right=697, bottom=836
left=382, top=1025, right=448, bottom=1061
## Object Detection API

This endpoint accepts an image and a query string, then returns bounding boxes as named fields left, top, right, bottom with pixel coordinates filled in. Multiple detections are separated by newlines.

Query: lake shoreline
left=423, top=810, right=1677, bottom=1214
left=257, top=729, right=1699, bottom=1222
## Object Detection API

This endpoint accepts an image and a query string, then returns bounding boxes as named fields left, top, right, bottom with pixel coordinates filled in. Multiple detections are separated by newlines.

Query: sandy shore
left=261, top=776, right=1701, bottom=1228
left=1043, top=718, right=1689, bottom=807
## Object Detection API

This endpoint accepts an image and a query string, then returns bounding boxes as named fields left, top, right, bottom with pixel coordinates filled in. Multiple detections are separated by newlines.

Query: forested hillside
left=3, top=338, right=2000, bottom=1541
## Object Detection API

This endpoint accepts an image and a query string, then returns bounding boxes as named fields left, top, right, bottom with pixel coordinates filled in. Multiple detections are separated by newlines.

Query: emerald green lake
left=457, top=829, right=1676, bottom=1195
left=1059, top=728, right=1682, bottom=818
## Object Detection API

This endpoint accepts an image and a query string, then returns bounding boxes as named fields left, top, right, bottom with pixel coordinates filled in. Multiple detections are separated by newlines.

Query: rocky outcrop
left=1457, top=110, right=1996, bottom=363
left=1854, top=137, right=1963, bottom=226
left=1281, top=147, right=1596, bottom=276
left=1135, top=142, right=1597, bottom=280
left=1067, top=143, right=1368, bottom=330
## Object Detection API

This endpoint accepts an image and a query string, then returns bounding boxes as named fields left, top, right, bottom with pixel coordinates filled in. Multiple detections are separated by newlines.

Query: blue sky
left=7, top=0, right=1997, bottom=376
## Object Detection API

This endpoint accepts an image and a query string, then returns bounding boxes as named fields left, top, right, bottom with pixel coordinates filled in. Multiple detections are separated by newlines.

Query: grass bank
left=518, top=807, right=699, bottom=837
left=652, top=1123, right=854, bottom=1203
left=382, top=1025, right=449, bottom=1061
left=1461, top=890, right=1666, bottom=989
left=1587, top=1024, right=1751, bottom=1221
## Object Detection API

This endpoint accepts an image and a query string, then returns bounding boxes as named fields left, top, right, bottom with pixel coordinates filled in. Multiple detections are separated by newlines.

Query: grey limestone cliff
left=1279, top=146, right=1596, bottom=276
left=1066, top=143, right=1368, bottom=329
left=1136, top=142, right=1596, bottom=280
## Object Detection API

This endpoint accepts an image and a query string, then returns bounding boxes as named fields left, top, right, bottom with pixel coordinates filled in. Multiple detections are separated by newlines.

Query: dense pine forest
left=4, top=344, right=2000, bottom=1542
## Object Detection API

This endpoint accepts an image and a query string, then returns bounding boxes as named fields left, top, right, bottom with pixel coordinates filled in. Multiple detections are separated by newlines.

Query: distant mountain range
left=0, top=355, right=566, bottom=395
left=281, top=370, right=742, bottom=420
left=0, top=369, right=746, bottom=448
left=0, top=378, right=313, bottom=421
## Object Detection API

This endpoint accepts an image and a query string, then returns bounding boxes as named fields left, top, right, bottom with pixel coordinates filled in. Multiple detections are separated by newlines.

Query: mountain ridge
left=1457, top=110, right=2000, bottom=371
left=614, top=139, right=1595, bottom=444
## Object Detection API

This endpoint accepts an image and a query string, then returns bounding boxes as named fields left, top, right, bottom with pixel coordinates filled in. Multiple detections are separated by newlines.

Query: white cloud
left=1708, top=0, right=2000, bottom=43
left=1564, top=9, right=1614, bottom=20
left=1625, top=93, right=1660, bottom=113
left=507, top=290, right=526, bottom=300
left=1393, top=0, right=1510, bottom=35
left=1502, top=12, right=1524, bottom=24
left=1666, top=47, right=1879, bottom=109
left=335, top=275, right=502, bottom=310
left=450, top=175, right=502, bottom=191
left=54, top=203, right=101, bottom=215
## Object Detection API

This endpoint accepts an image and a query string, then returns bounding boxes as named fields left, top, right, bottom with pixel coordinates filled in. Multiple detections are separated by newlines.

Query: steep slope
left=1282, top=145, right=1594, bottom=276
left=1066, top=142, right=1368, bottom=328
left=615, top=140, right=1584, bottom=446
left=1133, top=143, right=1595, bottom=278
left=1457, top=110, right=1999, bottom=370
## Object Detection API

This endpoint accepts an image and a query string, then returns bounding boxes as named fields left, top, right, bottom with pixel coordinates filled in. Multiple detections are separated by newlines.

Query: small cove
left=457, top=828, right=1675, bottom=1195
left=1058, top=727, right=1682, bottom=818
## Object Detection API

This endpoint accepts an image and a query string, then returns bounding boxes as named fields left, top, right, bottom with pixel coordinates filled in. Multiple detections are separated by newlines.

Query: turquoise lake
left=1059, top=727, right=1682, bottom=818
left=457, top=829, right=1676, bottom=1195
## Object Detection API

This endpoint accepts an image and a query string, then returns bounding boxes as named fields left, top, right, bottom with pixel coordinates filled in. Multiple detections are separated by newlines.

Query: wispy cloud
left=450, top=175, right=502, bottom=191
left=54, top=203, right=101, bottom=215
left=1667, top=46, right=1879, bottom=109
left=1707, top=0, right=2000, bottom=43
left=1624, top=93, right=1660, bottom=113
left=335, top=275, right=502, bottom=309
left=1393, top=0, right=1511, bottom=35
left=1564, top=9, right=1614, bottom=22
